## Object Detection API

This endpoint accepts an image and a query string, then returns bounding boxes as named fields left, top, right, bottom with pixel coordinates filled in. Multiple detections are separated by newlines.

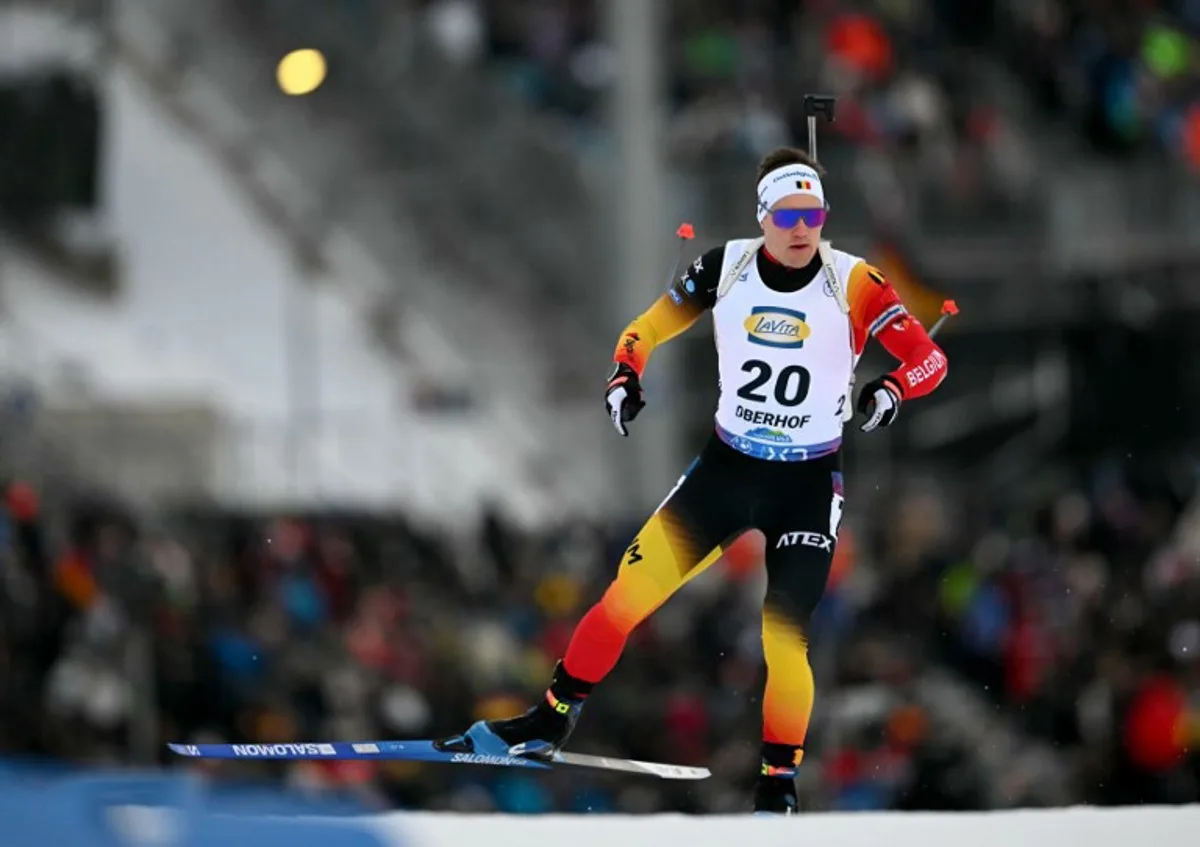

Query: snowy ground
left=370, top=806, right=1200, bottom=847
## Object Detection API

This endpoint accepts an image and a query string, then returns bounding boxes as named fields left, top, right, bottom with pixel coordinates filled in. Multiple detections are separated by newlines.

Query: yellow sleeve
left=613, top=291, right=707, bottom=375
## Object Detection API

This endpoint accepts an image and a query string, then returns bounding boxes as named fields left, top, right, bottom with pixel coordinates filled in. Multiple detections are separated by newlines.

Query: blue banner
left=0, top=760, right=393, bottom=847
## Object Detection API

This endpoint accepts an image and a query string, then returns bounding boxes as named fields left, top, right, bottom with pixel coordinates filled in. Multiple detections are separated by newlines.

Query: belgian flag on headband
left=870, top=239, right=949, bottom=330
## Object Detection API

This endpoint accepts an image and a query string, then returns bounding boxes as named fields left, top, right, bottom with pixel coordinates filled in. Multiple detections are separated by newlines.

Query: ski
left=548, top=750, right=708, bottom=780
left=166, top=741, right=710, bottom=780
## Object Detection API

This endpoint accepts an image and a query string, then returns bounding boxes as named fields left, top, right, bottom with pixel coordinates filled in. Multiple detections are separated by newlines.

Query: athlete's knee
left=565, top=552, right=690, bottom=682
left=763, top=584, right=823, bottom=636
left=762, top=603, right=811, bottom=653
left=596, top=569, right=664, bottom=633
left=600, top=521, right=710, bottom=628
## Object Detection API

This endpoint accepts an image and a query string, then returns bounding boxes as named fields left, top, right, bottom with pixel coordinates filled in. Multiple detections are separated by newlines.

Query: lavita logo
left=743, top=306, right=810, bottom=348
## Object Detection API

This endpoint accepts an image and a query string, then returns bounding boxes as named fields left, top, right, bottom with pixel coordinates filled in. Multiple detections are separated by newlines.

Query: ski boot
left=435, top=660, right=590, bottom=761
left=753, top=744, right=801, bottom=815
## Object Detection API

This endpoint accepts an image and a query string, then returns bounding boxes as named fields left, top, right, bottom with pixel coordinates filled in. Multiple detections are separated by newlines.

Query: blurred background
left=1, top=0, right=1200, bottom=819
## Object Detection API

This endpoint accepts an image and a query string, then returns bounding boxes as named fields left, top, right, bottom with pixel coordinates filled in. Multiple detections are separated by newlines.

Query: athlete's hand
left=856, top=375, right=902, bottom=433
left=606, top=363, right=646, bottom=436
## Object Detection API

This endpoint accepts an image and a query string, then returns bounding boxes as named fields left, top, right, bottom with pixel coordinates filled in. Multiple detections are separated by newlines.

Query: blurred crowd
left=1006, top=0, right=1200, bottom=165
left=1, top=443, right=1197, bottom=814
left=445, top=0, right=1012, bottom=162
left=462, top=0, right=1200, bottom=165
left=413, top=0, right=1200, bottom=223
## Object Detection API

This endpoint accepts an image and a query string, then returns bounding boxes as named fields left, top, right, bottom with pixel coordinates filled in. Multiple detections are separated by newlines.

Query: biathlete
left=439, top=145, right=950, bottom=814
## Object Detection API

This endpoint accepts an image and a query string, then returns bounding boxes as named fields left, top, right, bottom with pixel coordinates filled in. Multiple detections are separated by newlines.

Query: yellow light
left=276, top=49, right=327, bottom=96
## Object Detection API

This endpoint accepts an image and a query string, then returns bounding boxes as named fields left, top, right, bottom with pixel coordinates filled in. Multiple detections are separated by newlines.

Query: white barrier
left=374, top=806, right=1200, bottom=847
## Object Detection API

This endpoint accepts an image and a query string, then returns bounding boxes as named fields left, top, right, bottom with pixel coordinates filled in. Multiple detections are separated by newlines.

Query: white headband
left=756, top=165, right=825, bottom=222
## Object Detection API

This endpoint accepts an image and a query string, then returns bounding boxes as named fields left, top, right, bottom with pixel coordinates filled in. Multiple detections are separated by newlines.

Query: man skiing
left=438, top=145, right=950, bottom=814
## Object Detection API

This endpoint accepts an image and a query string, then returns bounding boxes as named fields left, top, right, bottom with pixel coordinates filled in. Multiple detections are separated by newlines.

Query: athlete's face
left=760, top=194, right=825, bottom=269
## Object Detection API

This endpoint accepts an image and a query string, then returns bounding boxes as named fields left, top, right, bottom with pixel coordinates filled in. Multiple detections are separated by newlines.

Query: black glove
left=605, top=363, right=645, bottom=436
left=856, top=375, right=902, bottom=433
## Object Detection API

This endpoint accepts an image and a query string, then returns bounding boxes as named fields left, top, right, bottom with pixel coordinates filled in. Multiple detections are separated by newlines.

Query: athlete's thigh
left=758, top=461, right=843, bottom=627
left=610, top=448, right=752, bottom=615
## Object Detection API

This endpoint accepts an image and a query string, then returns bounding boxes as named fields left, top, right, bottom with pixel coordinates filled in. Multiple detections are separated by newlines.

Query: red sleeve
left=875, top=314, right=948, bottom=400
left=847, top=262, right=948, bottom=401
